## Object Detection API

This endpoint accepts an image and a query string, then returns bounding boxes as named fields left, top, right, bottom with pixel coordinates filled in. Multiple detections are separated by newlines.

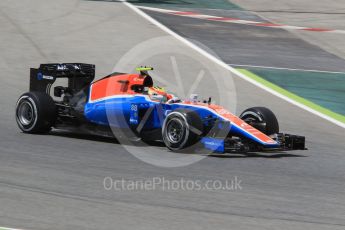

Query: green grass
left=245, top=68, right=345, bottom=116
left=237, top=69, right=345, bottom=124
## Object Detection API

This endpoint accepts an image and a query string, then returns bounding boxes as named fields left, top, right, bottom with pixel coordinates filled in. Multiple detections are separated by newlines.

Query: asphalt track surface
left=229, top=0, right=345, bottom=60
left=0, top=1, right=345, bottom=230
left=143, top=10, right=345, bottom=72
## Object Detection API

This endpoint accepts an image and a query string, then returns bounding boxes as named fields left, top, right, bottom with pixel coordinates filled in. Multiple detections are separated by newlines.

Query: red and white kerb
left=137, top=5, right=345, bottom=34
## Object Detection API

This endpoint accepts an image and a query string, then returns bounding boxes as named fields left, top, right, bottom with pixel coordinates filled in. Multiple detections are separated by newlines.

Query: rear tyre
left=162, top=109, right=203, bottom=151
left=240, top=107, right=279, bottom=135
left=16, top=92, right=56, bottom=134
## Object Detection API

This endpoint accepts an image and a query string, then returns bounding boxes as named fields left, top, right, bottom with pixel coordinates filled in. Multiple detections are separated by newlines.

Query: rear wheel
left=240, top=107, right=279, bottom=135
left=16, top=92, right=56, bottom=133
left=162, top=109, right=203, bottom=151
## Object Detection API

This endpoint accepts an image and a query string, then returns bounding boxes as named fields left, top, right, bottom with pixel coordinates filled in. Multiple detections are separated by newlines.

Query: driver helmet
left=148, top=86, right=169, bottom=102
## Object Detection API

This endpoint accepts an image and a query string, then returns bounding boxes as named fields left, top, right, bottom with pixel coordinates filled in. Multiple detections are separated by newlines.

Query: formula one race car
left=15, top=63, right=306, bottom=153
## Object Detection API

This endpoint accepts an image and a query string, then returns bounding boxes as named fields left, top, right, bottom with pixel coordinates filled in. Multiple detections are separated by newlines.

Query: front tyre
left=16, top=92, right=56, bottom=134
left=240, top=107, right=279, bottom=135
left=162, top=109, right=203, bottom=151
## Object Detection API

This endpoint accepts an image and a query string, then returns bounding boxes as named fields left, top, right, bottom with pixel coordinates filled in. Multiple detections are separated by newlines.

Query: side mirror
left=190, top=94, right=198, bottom=103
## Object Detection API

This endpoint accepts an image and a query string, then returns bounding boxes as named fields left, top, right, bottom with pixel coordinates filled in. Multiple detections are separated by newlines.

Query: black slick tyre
left=240, top=107, right=279, bottom=135
left=162, top=109, right=203, bottom=151
left=15, top=91, right=56, bottom=134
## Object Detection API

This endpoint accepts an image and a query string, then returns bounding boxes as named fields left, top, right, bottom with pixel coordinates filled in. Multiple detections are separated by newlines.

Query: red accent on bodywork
left=183, top=102, right=276, bottom=144
left=90, top=74, right=145, bottom=101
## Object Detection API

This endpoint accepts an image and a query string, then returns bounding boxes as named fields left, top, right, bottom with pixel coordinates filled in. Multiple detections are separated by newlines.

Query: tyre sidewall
left=15, top=92, right=56, bottom=133
left=162, top=112, right=190, bottom=150
left=16, top=95, right=39, bottom=132
left=240, top=107, right=279, bottom=135
left=162, top=109, right=203, bottom=151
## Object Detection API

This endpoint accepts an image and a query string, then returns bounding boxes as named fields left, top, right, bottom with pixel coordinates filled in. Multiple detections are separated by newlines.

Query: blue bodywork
left=84, top=95, right=218, bottom=130
left=84, top=95, right=280, bottom=152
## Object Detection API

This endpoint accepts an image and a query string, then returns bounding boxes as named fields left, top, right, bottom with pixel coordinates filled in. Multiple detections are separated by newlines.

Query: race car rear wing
left=30, top=63, right=95, bottom=94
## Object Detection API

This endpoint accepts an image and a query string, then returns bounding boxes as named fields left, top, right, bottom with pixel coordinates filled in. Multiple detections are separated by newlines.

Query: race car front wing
left=201, top=133, right=306, bottom=153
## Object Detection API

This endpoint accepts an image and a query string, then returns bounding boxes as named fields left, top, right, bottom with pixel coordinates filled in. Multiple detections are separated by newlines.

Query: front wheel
left=162, top=109, right=203, bottom=151
left=240, top=107, right=279, bottom=135
left=16, top=91, right=56, bottom=134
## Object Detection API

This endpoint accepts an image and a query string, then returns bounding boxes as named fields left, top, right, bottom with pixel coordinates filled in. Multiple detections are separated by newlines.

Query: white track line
left=229, top=64, right=345, bottom=74
left=136, top=5, right=345, bottom=34
left=123, top=1, right=345, bottom=128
